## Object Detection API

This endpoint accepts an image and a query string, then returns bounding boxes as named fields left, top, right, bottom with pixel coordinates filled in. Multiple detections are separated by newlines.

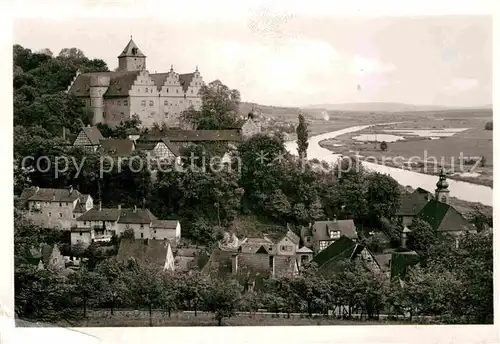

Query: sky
left=13, top=14, right=492, bottom=108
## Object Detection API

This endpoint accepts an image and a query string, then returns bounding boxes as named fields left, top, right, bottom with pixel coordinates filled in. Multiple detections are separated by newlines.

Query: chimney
left=269, top=255, right=275, bottom=278
left=68, top=185, right=73, bottom=195
left=333, top=215, right=337, bottom=223
left=133, top=205, right=137, bottom=213
left=99, top=202, right=102, bottom=211
left=401, top=227, right=410, bottom=249
left=35, top=186, right=39, bottom=193
left=118, top=204, right=121, bottom=210
left=231, top=253, right=238, bottom=274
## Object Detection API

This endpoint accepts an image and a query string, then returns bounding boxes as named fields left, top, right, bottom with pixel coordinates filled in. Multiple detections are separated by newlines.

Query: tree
left=121, top=228, right=135, bottom=239
left=380, top=141, right=388, bottom=151
left=159, top=271, right=180, bottom=318
left=94, top=259, right=128, bottom=315
left=365, top=172, right=401, bottom=221
left=204, top=278, right=242, bottom=325
left=407, top=218, right=435, bottom=255
left=484, top=121, right=493, bottom=130
left=296, top=113, right=309, bottom=159
left=68, top=266, right=103, bottom=318
left=125, top=262, right=163, bottom=326
left=182, top=80, right=241, bottom=130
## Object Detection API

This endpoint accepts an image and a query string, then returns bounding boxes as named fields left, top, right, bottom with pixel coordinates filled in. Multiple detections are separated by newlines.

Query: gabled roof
left=67, top=71, right=140, bottom=98
left=276, top=229, right=300, bottom=245
left=135, top=138, right=180, bottom=157
left=397, top=189, right=433, bottom=216
left=162, top=130, right=242, bottom=142
left=81, top=126, right=104, bottom=145
left=178, top=73, right=194, bottom=93
left=152, top=220, right=179, bottom=229
left=296, top=246, right=313, bottom=253
left=312, top=236, right=359, bottom=267
left=225, top=119, right=249, bottom=129
left=118, top=208, right=157, bottom=224
left=374, top=253, right=392, bottom=273
left=118, top=38, right=146, bottom=58
left=99, top=138, right=135, bottom=157
left=255, top=246, right=269, bottom=254
left=22, top=187, right=83, bottom=203
left=312, top=220, right=358, bottom=241
left=117, top=239, right=171, bottom=271
left=390, top=251, right=420, bottom=279
left=76, top=208, right=121, bottom=222
left=417, top=200, right=474, bottom=232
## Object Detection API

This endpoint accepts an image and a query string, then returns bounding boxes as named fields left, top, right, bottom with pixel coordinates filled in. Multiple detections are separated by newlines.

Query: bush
left=380, top=141, right=388, bottom=151
left=484, top=121, right=493, bottom=130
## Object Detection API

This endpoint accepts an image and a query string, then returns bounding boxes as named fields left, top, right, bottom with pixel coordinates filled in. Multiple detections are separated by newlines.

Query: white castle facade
left=67, top=37, right=203, bottom=128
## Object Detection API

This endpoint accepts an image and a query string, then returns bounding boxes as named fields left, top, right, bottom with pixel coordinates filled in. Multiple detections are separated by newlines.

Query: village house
left=225, top=109, right=261, bottom=139
left=117, top=238, right=175, bottom=271
left=21, top=186, right=93, bottom=230
left=66, top=37, right=203, bottom=128
left=301, top=217, right=358, bottom=253
left=154, top=129, right=243, bottom=149
left=98, top=138, right=136, bottom=157
left=312, top=236, right=381, bottom=277
left=134, top=136, right=181, bottom=164
left=396, top=187, right=434, bottom=227
left=72, top=126, right=105, bottom=152
left=414, top=170, right=476, bottom=235
left=70, top=204, right=181, bottom=248
left=28, top=243, right=74, bottom=277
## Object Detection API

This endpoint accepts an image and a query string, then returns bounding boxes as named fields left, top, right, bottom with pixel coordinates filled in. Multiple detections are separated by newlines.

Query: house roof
left=118, top=38, right=146, bottom=58
left=390, top=251, right=420, bottom=279
left=417, top=200, right=474, bottom=232
left=118, top=208, right=157, bottom=224
left=99, top=138, right=135, bottom=157
left=80, top=126, right=104, bottom=145
left=312, top=220, right=358, bottom=241
left=178, top=73, right=194, bottom=93
left=152, top=220, right=179, bottom=229
left=76, top=208, right=121, bottom=222
left=67, top=71, right=141, bottom=98
left=276, top=229, right=300, bottom=245
left=117, top=239, right=170, bottom=270
left=312, top=236, right=360, bottom=268
left=374, top=253, right=392, bottom=273
left=296, top=246, right=313, bottom=253
left=225, top=119, right=248, bottom=129
left=201, top=249, right=297, bottom=282
left=22, top=187, right=83, bottom=203
left=162, top=129, right=242, bottom=142
left=135, top=138, right=180, bottom=157
left=396, top=189, right=432, bottom=216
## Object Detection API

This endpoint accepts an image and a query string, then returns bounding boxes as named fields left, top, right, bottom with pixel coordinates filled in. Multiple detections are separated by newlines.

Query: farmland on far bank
left=318, top=109, right=493, bottom=187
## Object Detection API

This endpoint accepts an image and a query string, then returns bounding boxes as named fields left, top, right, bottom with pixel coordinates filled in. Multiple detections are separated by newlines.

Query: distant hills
left=302, top=102, right=492, bottom=113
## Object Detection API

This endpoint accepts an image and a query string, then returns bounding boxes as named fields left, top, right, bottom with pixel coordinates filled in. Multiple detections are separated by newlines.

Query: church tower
left=117, top=37, right=146, bottom=72
left=435, top=169, right=450, bottom=204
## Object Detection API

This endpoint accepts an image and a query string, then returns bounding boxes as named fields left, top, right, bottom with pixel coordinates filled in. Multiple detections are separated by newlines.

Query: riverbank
left=319, top=139, right=493, bottom=188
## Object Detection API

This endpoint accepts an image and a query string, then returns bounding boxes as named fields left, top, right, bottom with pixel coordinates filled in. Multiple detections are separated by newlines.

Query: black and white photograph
left=3, top=1, right=496, bottom=342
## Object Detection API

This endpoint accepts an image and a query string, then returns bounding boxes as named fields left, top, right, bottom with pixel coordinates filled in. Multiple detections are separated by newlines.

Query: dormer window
left=132, top=47, right=138, bottom=55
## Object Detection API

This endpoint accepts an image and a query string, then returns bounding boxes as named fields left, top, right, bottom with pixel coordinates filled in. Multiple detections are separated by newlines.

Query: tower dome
left=436, top=169, right=449, bottom=189
left=247, top=105, right=259, bottom=120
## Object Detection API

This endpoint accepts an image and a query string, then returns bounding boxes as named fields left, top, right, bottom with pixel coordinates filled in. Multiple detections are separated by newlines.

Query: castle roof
left=67, top=71, right=141, bottom=98
left=118, top=38, right=146, bottom=58
left=21, top=187, right=84, bottom=203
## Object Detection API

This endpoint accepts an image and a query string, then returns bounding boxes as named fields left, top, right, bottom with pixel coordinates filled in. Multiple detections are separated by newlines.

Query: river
left=284, top=124, right=493, bottom=206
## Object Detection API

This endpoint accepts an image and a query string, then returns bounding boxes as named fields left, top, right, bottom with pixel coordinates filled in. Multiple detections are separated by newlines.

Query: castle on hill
left=66, top=37, right=203, bottom=128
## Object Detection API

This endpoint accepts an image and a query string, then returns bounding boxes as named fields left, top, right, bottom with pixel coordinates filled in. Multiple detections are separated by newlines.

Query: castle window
left=176, top=89, right=179, bottom=93
left=48, top=212, right=51, bottom=217
left=124, top=100, right=128, bottom=106
left=73, top=214, right=75, bottom=219
left=117, top=100, right=121, bottom=106
left=145, top=88, right=149, bottom=92
left=164, top=100, right=168, bottom=106
left=59, top=213, right=62, bottom=217
left=149, top=100, right=154, bottom=106
left=191, top=90, right=193, bottom=94
left=164, top=112, right=169, bottom=119
left=166, top=88, right=169, bottom=93
left=141, top=100, right=146, bottom=106
left=59, top=203, right=62, bottom=207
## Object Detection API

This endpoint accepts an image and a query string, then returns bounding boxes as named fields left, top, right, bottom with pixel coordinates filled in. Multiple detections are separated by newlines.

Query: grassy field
left=48, top=311, right=414, bottom=327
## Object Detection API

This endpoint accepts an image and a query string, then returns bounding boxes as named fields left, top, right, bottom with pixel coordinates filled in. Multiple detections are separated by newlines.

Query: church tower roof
left=118, top=37, right=146, bottom=58
left=436, top=169, right=449, bottom=191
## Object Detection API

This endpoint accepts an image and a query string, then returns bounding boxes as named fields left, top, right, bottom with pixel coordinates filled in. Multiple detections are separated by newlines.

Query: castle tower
left=89, top=74, right=111, bottom=124
left=435, top=169, right=450, bottom=204
left=117, top=37, right=147, bottom=72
